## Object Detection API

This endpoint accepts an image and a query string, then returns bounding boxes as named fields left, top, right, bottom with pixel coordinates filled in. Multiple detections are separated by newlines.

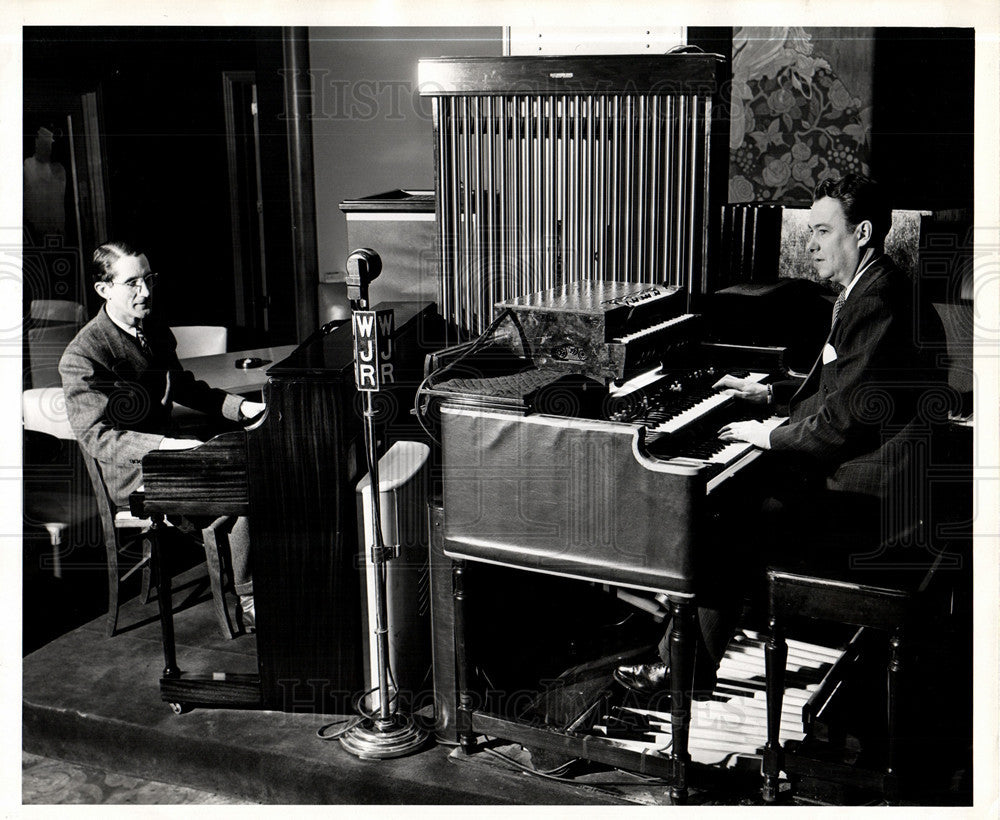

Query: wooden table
left=179, top=345, right=297, bottom=395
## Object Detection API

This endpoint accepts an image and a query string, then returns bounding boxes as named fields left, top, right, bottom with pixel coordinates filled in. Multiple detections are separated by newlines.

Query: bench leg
left=668, top=599, right=696, bottom=804
left=762, top=615, right=787, bottom=802
left=885, top=626, right=903, bottom=804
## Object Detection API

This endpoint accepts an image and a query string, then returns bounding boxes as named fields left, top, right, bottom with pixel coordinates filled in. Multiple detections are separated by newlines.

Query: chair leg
left=140, top=536, right=154, bottom=604
left=44, top=524, right=65, bottom=579
left=202, top=520, right=237, bottom=640
left=762, top=615, right=787, bottom=802
left=105, top=532, right=120, bottom=638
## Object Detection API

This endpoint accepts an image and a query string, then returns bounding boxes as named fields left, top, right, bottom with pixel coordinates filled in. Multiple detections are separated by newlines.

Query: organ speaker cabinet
left=339, top=190, right=439, bottom=307
left=356, top=441, right=433, bottom=713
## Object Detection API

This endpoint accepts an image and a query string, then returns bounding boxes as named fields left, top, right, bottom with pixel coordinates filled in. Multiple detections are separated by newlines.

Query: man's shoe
left=613, top=661, right=669, bottom=695
left=238, top=593, right=255, bottom=633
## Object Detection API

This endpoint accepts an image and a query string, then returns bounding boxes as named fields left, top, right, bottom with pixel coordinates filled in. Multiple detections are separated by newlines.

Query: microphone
left=341, top=247, right=426, bottom=758
left=346, top=247, right=382, bottom=310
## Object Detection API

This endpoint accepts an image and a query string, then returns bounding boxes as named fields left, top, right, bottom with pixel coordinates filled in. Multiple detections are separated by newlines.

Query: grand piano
left=137, top=302, right=443, bottom=715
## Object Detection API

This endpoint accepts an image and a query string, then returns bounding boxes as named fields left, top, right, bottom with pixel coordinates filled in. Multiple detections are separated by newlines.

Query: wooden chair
left=30, top=387, right=240, bottom=639
left=79, top=446, right=157, bottom=637
left=170, top=325, right=227, bottom=359
left=26, top=302, right=86, bottom=390
left=29, top=299, right=87, bottom=324
left=81, top=447, right=241, bottom=640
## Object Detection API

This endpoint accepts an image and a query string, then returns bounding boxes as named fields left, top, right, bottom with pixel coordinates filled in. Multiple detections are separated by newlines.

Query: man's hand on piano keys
left=712, top=375, right=769, bottom=404
left=718, top=420, right=772, bottom=450
left=158, top=437, right=202, bottom=451
left=239, top=400, right=265, bottom=421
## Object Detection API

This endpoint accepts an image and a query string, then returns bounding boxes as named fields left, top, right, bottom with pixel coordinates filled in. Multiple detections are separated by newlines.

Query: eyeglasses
left=110, top=273, right=158, bottom=292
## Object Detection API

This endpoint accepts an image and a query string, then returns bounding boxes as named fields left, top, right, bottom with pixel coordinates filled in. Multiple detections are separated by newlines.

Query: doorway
left=223, top=71, right=269, bottom=344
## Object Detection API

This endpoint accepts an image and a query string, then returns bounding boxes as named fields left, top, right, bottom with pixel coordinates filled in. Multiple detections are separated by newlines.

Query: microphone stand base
left=340, top=714, right=429, bottom=760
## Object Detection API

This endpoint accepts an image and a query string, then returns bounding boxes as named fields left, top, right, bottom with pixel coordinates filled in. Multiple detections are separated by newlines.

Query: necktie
left=134, top=324, right=152, bottom=356
left=830, top=292, right=847, bottom=329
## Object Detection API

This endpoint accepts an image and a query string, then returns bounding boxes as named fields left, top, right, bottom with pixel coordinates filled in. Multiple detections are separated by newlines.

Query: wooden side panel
left=247, top=373, right=365, bottom=713
left=141, top=432, right=249, bottom=516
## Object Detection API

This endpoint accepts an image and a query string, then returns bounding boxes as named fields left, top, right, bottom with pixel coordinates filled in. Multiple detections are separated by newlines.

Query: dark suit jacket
left=769, top=255, right=948, bottom=498
left=59, top=306, right=244, bottom=507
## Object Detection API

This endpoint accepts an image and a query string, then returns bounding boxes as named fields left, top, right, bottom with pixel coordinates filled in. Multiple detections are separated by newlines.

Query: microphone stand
left=339, top=249, right=428, bottom=759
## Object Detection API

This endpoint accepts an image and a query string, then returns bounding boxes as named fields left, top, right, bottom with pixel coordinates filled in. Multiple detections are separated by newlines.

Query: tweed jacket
left=59, top=306, right=244, bottom=507
left=769, top=255, right=947, bottom=498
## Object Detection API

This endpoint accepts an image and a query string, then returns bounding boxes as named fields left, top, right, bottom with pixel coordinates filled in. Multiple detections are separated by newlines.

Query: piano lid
left=266, top=301, right=438, bottom=379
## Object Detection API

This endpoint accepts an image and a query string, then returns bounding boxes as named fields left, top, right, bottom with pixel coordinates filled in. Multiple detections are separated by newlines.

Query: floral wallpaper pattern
left=729, top=27, right=873, bottom=203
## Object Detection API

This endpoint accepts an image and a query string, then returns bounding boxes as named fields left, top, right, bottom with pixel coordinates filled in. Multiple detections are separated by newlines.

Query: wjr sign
left=352, top=309, right=395, bottom=392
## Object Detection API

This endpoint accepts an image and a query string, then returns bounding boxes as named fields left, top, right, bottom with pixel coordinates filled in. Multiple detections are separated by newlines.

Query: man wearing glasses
left=615, top=174, right=949, bottom=698
left=59, top=240, right=264, bottom=630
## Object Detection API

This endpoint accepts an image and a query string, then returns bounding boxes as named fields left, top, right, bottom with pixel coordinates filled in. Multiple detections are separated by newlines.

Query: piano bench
left=761, top=565, right=923, bottom=806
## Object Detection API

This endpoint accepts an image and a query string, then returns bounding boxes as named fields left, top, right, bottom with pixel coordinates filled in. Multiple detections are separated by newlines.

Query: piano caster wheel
left=169, top=702, right=190, bottom=715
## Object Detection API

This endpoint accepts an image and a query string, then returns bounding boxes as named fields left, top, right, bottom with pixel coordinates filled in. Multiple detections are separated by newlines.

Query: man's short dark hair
left=813, top=173, right=892, bottom=250
left=92, top=240, right=140, bottom=284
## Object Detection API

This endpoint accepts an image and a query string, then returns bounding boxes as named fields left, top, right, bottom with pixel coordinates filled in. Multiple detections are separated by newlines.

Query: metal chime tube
left=539, top=97, right=562, bottom=290
left=459, top=97, right=472, bottom=332
left=559, top=95, right=568, bottom=285
left=497, top=96, right=508, bottom=307
left=446, top=99, right=461, bottom=327
left=622, top=95, right=634, bottom=282
left=426, top=58, right=716, bottom=335
left=593, top=94, right=608, bottom=279
left=699, top=97, right=715, bottom=297
left=535, top=99, right=544, bottom=293
left=649, top=95, right=661, bottom=282
left=675, top=95, right=690, bottom=288
left=609, top=95, right=621, bottom=281
left=518, top=97, right=534, bottom=306
left=568, top=95, right=579, bottom=284
left=686, top=94, right=700, bottom=299
left=635, top=95, right=647, bottom=284
left=434, top=98, right=451, bottom=323
left=469, top=96, right=482, bottom=334
left=483, top=96, right=494, bottom=325
left=582, top=95, right=593, bottom=280
left=662, top=95, right=674, bottom=285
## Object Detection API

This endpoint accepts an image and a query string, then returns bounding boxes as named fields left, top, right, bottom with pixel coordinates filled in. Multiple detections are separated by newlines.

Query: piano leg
left=885, top=626, right=903, bottom=805
left=667, top=598, right=696, bottom=805
left=148, top=513, right=179, bottom=679
left=452, top=559, right=477, bottom=753
left=762, top=615, right=787, bottom=802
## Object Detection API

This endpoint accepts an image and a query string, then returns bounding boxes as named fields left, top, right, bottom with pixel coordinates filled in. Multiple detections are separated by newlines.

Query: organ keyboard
left=433, top=279, right=790, bottom=800
left=421, top=52, right=786, bottom=802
